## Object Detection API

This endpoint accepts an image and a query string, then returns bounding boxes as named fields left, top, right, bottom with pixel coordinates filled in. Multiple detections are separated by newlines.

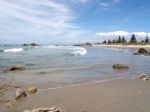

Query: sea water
left=0, top=45, right=150, bottom=87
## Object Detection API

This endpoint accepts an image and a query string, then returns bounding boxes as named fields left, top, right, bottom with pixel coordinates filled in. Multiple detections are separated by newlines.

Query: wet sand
left=1, top=78, right=150, bottom=112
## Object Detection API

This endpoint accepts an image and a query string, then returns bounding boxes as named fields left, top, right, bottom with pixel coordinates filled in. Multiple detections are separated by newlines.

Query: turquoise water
left=0, top=45, right=150, bottom=87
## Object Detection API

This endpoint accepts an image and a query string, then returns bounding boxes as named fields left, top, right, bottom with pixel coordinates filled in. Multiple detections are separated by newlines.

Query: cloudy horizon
left=0, top=0, right=150, bottom=44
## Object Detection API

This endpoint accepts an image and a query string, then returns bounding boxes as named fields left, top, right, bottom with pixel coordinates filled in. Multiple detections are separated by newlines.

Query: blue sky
left=0, top=0, right=150, bottom=44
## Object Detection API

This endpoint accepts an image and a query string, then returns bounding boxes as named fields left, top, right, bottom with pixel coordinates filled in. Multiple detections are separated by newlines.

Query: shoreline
left=1, top=78, right=150, bottom=112
left=92, top=44, right=150, bottom=50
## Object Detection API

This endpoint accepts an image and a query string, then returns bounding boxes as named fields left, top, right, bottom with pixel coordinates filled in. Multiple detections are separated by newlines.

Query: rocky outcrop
left=23, top=107, right=64, bottom=112
left=112, top=64, right=129, bottom=69
left=5, top=66, right=26, bottom=71
left=133, top=48, right=150, bottom=56
left=139, top=73, right=150, bottom=81
left=27, top=86, right=37, bottom=93
left=22, top=43, right=39, bottom=46
left=15, top=88, right=27, bottom=100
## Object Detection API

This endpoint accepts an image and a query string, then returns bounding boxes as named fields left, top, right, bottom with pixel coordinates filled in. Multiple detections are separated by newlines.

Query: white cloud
left=0, top=0, right=87, bottom=44
left=96, top=31, right=150, bottom=41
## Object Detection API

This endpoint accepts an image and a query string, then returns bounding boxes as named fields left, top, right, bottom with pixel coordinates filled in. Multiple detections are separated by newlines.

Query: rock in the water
left=5, top=66, right=26, bottom=71
left=138, top=48, right=148, bottom=53
left=22, top=43, right=39, bottom=46
left=27, top=86, right=37, bottom=93
left=23, top=107, right=63, bottom=112
left=30, top=43, right=39, bottom=46
left=133, top=48, right=150, bottom=56
left=6, top=101, right=14, bottom=108
left=15, top=88, right=27, bottom=100
left=112, top=64, right=129, bottom=69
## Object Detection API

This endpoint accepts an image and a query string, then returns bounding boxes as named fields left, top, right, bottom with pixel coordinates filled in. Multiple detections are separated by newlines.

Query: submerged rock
left=27, top=86, right=37, bottom=93
left=112, top=64, right=129, bottom=69
left=15, top=88, right=27, bottom=100
left=23, top=107, right=63, bottom=112
left=5, top=66, right=26, bottom=71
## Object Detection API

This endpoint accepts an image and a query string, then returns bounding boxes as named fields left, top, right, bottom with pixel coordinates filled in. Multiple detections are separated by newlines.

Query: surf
left=3, top=48, right=24, bottom=52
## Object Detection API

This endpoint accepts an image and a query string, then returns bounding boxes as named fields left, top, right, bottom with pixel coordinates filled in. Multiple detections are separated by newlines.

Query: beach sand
left=92, top=44, right=150, bottom=51
left=2, top=78, right=150, bottom=112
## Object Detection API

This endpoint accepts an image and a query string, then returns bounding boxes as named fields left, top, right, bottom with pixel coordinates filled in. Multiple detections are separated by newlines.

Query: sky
left=0, top=0, right=150, bottom=44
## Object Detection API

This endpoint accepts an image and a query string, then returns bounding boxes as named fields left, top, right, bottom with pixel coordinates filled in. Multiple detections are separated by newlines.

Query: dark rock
left=134, top=48, right=150, bottom=56
left=112, top=64, right=129, bottom=69
left=22, top=44, right=28, bottom=46
left=138, top=48, right=148, bottom=53
left=5, top=66, right=26, bottom=71
left=22, top=43, right=39, bottom=46
left=30, top=43, right=39, bottom=46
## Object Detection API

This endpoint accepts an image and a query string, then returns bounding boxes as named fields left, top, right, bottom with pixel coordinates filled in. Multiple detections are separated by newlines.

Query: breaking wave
left=3, top=48, right=24, bottom=52
left=41, top=45, right=87, bottom=56
left=71, top=48, right=87, bottom=55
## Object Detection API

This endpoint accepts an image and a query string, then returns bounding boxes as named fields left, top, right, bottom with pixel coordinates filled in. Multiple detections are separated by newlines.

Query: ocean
left=0, top=45, right=150, bottom=88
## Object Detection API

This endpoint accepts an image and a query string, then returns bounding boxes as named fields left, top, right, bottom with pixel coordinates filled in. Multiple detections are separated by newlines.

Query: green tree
left=112, top=39, right=115, bottom=43
left=103, top=40, right=107, bottom=43
left=118, top=35, right=122, bottom=43
left=122, top=36, right=126, bottom=43
left=145, top=35, right=149, bottom=43
left=130, top=34, right=137, bottom=43
left=108, top=39, right=112, bottom=44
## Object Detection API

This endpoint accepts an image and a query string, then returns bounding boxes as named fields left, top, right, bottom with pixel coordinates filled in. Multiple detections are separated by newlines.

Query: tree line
left=102, top=34, right=149, bottom=44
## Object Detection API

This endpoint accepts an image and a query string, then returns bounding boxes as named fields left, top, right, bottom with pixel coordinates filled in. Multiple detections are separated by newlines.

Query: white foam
left=42, top=45, right=87, bottom=56
left=4, top=48, right=24, bottom=52
left=42, top=45, right=81, bottom=50
left=71, top=48, right=87, bottom=55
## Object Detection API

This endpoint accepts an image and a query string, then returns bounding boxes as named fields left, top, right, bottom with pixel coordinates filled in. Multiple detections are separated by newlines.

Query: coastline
left=1, top=45, right=150, bottom=112
left=92, top=44, right=150, bottom=50
left=2, top=78, right=150, bottom=112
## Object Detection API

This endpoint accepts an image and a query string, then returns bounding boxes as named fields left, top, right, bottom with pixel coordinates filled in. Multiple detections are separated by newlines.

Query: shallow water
left=0, top=45, right=150, bottom=87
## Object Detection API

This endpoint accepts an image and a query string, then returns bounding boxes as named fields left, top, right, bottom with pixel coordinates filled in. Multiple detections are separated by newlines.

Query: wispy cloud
left=99, top=2, right=110, bottom=10
left=0, top=0, right=87, bottom=44
left=110, top=25, right=120, bottom=30
left=119, top=18, right=129, bottom=23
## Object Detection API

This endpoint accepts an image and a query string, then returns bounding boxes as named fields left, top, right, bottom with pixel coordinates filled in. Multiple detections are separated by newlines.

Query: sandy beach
left=1, top=78, right=150, bottom=112
left=92, top=44, right=150, bottom=51
left=0, top=45, right=150, bottom=112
